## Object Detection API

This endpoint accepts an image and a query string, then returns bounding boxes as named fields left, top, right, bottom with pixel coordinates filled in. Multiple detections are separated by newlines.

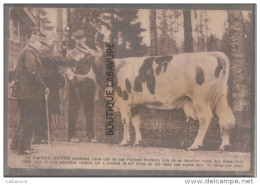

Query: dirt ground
left=7, top=139, right=251, bottom=172
left=8, top=99, right=252, bottom=153
left=7, top=99, right=252, bottom=173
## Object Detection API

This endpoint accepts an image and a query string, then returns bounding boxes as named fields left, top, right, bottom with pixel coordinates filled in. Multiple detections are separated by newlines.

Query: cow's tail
left=211, top=52, right=235, bottom=139
left=220, top=53, right=230, bottom=96
left=211, top=52, right=230, bottom=95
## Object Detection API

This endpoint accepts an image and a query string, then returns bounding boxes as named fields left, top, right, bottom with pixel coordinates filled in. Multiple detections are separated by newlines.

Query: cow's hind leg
left=215, top=96, right=235, bottom=150
left=119, top=106, right=131, bottom=146
left=131, top=113, right=143, bottom=146
left=187, top=102, right=213, bottom=150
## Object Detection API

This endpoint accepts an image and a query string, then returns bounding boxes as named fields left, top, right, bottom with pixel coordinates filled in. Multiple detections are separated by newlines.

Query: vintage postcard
left=4, top=4, right=256, bottom=176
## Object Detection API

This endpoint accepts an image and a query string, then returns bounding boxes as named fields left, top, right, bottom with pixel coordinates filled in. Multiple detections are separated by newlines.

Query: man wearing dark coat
left=10, top=33, right=78, bottom=154
left=33, top=40, right=78, bottom=143
left=10, top=33, right=49, bottom=154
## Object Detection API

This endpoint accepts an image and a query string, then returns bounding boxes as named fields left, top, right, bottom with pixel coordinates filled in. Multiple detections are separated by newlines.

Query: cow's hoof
left=218, top=145, right=230, bottom=151
left=185, top=148, right=198, bottom=151
left=119, top=141, right=129, bottom=146
left=186, top=145, right=200, bottom=151
left=133, top=140, right=144, bottom=146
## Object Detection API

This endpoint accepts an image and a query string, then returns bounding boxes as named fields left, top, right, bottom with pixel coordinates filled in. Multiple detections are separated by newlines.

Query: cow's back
left=114, top=52, right=229, bottom=110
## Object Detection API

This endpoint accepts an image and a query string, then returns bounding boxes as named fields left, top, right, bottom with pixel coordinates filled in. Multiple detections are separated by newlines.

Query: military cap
left=30, top=32, right=49, bottom=46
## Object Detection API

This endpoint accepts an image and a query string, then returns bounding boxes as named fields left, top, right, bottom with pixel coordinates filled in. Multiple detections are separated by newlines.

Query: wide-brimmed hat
left=73, top=29, right=86, bottom=39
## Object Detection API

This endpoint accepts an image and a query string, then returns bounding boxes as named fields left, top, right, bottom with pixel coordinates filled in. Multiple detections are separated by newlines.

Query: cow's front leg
left=120, top=111, right=131, bottom=146
left=131, top=113, right=143, bottom=146
left=187, top=103, right=213, bottom=150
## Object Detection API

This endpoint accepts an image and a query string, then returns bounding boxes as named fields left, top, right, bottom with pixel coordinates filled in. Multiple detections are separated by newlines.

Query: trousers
left=10, top=99, right=47, bottom=154
left=67, top=79, right=95, bottom=140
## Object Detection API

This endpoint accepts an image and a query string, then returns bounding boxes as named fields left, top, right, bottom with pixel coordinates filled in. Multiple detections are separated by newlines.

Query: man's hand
left=65, top=68, right=76, bottom=81
left=45, top=88, right=50, bottom=96
left=75, top=52, right=85, bottom=61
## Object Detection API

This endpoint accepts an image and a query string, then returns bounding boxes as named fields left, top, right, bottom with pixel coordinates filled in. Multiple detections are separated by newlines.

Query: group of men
left=10, top=30, right=100, bottom=155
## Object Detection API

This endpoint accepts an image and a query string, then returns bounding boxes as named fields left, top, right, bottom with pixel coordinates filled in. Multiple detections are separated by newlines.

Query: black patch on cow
left=195, top=67, right=205, bottom=85
left=125, top=79, right=131, bottom=93
left=134, top=57, right=155, bottom=95
left=147, top=101, right=163, bottom=107
left=115, top=86, right=129, bottom=100
left=122, top=90, right=128, bottom=100
left=155, top=64, right=162, bottom=75
left=131, top=104, right=145, bottom=116
left=115, top=86, right=122, bottom=97
left=155, top=56, right=173, bottom=75
left=114, top=73, right=128, bottom=100
left=134, top=76, right=142, bottom=92
left=114, top=73, right=119, bottom=94
left=155, top=56, right=173, bottom=63
left=215, top=57, right=223, bottom=78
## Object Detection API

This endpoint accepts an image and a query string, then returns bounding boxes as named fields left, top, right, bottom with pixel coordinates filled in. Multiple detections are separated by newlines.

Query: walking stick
left=45, top=90, right=51, bottom=149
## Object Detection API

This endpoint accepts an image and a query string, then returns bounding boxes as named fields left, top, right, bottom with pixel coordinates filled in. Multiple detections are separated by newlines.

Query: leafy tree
left=193, top=11, right=209, bottom=52
left=242, top=11, right=254, bottom=125
left=158, top=10, right=171, bottom=55
left=171, top=10, right=182, bottom=54
left=221, top=25, right=231, bottom=58
left=228, top=10, right=250, bottom=126
left=69, top=8, right=147, bottom=58
left=207, top=34, right=222, bottom=51
left=70, top=8, right=109, bottom=50
left=243, top=12, right=254, bottom=82
left=107, top=9, right=147, bottom=58
left=149, top=9, right=158, bottom=56
left=157, top=10, right=180, bottom=55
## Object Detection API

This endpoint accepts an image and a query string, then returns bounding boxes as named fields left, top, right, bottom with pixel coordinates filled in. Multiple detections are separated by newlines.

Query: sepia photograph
left=4, top=4, right=256, bottom=177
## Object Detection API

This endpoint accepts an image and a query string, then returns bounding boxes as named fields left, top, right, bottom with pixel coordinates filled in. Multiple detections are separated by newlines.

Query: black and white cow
left=112, top=51, right=235, bottom=150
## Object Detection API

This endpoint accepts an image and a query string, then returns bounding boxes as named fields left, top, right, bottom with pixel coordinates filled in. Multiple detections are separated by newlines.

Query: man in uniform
left=66, top=29, right=99, bottom=143
left=10, top=33, right=49, bottom=154
left=34, top=38, right=80, bottom=143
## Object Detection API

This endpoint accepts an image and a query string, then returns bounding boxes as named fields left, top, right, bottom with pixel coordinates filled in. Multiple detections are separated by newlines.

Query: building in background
left=9, top=8, right=36, bottom=81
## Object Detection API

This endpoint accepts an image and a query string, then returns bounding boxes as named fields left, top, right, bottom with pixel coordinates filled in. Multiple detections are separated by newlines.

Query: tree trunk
left=149, top=9, right=158, bottom=56
left=56, top=8, right=63, bottom=55
left=228, top=10, right=250, bottom=126
left=183, top=10, right=193, bottom=52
